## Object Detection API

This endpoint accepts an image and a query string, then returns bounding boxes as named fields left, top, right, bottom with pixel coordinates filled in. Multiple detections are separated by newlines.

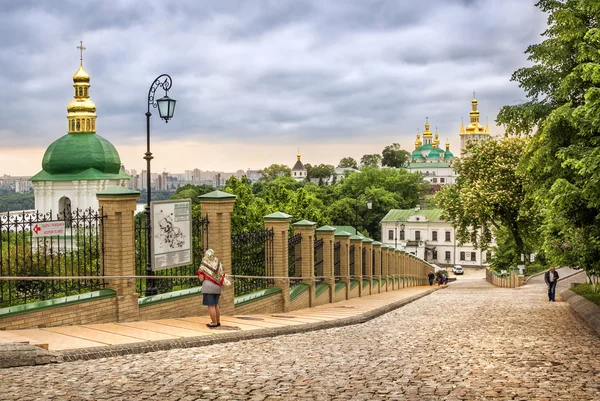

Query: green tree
left=497, top=0, right=600, bottom=277
left=435, top=137, right=536, bottom=259
left=381, top=143, right=411, bottom=168
left=259, top=164, right=292, bottom=181
left=360, top=154, right=382, bottom=168
left=337, top=157, right=358, bottom=169
left=308, top=164, right=335, bottom=182
left=171, top=184, right=214, bottom=205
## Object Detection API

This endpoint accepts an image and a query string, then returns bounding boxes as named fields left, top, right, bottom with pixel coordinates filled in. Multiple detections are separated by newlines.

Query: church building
left=291, top=150, right=307, bottom=182
left=459, top=95, right=490, bottom=154
left=30, top=43, right=130, bottom=215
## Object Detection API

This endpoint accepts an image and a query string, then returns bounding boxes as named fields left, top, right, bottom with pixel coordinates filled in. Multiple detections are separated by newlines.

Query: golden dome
left=414, top=132, right=422, bottom=149
left=67, top=98, right=96, bottom=114
left=73, top=65, right=90, bottom=83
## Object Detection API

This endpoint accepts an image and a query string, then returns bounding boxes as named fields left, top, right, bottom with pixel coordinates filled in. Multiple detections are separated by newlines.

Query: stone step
left=0, top=331, right=49, bottom=350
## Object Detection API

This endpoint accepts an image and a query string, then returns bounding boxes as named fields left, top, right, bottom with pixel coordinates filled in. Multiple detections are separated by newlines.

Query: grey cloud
left=0, top=0, right=547, bottom=150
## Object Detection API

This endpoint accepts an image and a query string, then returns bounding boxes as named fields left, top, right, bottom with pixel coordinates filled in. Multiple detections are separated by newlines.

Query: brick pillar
left=350, top=235, right=363, bottom=296
left=264, top=212, right=292, bottom=311
left=198, top=191, right=236, bottom=315
left=97, top=187, right=140, bottom=322
left=293, top=220, right=317, bottom=307
left=372, top=242, right=382, bottom=293
left=400, top=250, right=407, bottom=288
left=363, top=239, right=373, bottom=295
left=316, top=225, right=336, bottom=302
left=380, top=246, right=388, bottom=291
left=394, top=249, right=402, bottom=290
left=335, top=231, right=352, bottom=299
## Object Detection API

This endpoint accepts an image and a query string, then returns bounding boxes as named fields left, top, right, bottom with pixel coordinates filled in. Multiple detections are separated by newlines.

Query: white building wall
left=33, top=179, right=128, bottom=214
left=380, top=217, right=493, bottom=268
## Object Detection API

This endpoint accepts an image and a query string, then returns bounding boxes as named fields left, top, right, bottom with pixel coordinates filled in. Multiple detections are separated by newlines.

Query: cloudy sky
left=0, top=0, right=547, bottom=176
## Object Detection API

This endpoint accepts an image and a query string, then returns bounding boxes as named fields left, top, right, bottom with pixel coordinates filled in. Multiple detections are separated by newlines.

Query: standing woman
left=197, top=249, right=225, bottom=328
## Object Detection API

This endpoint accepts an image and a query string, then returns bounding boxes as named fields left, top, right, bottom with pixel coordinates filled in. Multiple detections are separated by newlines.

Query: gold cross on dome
left=77, top=40, right=86, bottom=65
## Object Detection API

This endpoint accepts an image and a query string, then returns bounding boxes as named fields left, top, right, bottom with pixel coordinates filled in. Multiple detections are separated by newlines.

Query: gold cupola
left=297, top=148, right=301, bottom=161
left=464, top=93, right=485, bottom=135
left=423, top=117, right=433, bottom=139
left=67, top=41, right=97, bottom=134
left=414, top=130, right=422, bottom=149
left=433, top=127, right=440, bottom=148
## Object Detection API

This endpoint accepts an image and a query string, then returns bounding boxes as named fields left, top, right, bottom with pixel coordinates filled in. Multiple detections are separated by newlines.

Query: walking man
left=428, top=271, right=435, bottom=286
left=544, top=266, right=559, bottom=302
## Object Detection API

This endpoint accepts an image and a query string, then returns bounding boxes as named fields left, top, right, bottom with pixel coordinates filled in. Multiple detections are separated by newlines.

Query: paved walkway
left=0, top=286, right=435, bottom=353
left=1, top=272, right=599, bottom=400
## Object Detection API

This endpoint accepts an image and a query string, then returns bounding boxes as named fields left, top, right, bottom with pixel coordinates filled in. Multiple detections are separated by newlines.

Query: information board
left=150, top=199, right=192, bottom=271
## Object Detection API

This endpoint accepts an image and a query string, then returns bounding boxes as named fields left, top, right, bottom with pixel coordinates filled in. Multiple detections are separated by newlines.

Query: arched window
left=92, top=120, right=95, bottom=131
left=71, top=120, right=75, bottom=131
left=76, top=119, right=80, bottom=131
left=86, top=119, right=90, bottom=131
left=84, top=87, right=88, bottom=97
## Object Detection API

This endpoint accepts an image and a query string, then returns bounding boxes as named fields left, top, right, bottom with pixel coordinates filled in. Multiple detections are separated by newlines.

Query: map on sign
left=151, top=199, right=192, bottom=271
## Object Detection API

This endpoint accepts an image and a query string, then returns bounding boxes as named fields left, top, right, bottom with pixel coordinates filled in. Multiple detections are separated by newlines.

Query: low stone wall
left=290, top=288, right=311, bottom=311
left=485, top=269, right=525, bottom=288
left=139, top=295, right=206, bottom=321
left=0, top=296, right=116, bottom=330
left=234, top=292, right=284, bottom=315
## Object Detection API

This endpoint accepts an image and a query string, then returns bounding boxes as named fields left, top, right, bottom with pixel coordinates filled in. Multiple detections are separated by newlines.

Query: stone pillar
left=199, top=191, right=237, bottom=315
left=394, top=249, right=402, bottom=290
left=372, top=241, right=382, bottom=293
left=316, top=225, right=336, bottom=302
left=381, top=246, right=388, bottom=291
left=363, top=238, right=373, bottom=295
left=335, top=231, right=352, bottom=299
left=263, top=212, right=292, bottom=311
left=97, top=187, right=141, bottom=322
left=350, top=235, right=363, bottom=296
left=293, top=220, right=317, bottom=306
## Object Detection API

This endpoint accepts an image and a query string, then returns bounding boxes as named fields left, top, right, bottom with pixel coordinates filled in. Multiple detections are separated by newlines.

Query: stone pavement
left=1, top=273, right=600, bottom=400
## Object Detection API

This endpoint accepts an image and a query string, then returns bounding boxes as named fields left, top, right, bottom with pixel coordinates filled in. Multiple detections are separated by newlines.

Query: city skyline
left=1, top=1, right=548, bottom=176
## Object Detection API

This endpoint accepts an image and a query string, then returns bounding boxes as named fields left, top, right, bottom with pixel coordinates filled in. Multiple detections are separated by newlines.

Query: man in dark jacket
left=544, top=266, right=559, bottom=302
left=428, top=271, right=435, bottom=286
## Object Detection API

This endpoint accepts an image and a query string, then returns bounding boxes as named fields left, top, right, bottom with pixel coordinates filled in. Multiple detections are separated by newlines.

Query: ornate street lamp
left=144, top=74, right=176, bottom=296
left=354, top=196, right=373, bottom=234
left=395, top=221, right=405, bottom=248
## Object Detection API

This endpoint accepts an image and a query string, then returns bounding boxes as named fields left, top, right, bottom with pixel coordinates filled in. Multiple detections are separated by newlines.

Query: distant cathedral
left=30, top=42, right=130, bottom=215
left=459, top=94, right=490, bottom=154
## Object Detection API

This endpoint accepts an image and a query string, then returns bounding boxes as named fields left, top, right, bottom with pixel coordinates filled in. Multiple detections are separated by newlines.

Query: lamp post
left=395, top=221, right=405, bottom=248
left=354, top=196, right=372, bottom=234
left=144, top=74, right=177, bottom=296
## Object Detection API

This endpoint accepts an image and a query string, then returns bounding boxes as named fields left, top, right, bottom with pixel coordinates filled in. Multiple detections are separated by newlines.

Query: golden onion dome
left=67, top=98, right=96, bottom=114
left=73, top=65, right=90, bottom=83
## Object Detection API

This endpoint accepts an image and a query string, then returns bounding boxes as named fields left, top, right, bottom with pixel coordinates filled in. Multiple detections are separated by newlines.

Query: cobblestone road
left=2, top=274, right=599, bottom=400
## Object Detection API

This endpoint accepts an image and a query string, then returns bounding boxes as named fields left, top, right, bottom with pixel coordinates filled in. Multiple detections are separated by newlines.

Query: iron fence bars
left=372, top=249, right=376, bottom=276
left=362, top=246, right=367, bottom=278
left=0, top=208, right=105, bottom=308
left=334, top=241, right=341, bottom=282
left=232, top=228, right=274, bottom=296
left=288, top=233, right=302, bottom=287
left=314, top=238, right=324, bottom=284
left=349, top=244, right=356, bottom=278
left=134, top=211, right=209, bottom=296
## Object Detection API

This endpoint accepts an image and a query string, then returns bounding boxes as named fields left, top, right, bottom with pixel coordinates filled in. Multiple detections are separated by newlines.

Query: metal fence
left=349, top=244, right=355, bottom=278
left=334, top=241, right=340, bottom=282
left=288, top=233, right=302, bottom=287
left=232, top=228, right=274, bottom=296
left=134, top=211, right=209, bottom=296
left=314, top=238, right=323, bottom=284
left=362, top=246, right=367, bottom=278
left=0, top=208, right=105, bottom=308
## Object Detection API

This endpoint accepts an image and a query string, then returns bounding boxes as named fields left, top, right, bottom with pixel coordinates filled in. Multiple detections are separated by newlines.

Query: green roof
left=332, top=226, right=365, bottom=236
left=407, top=162, right=452, bottom=169
left=411, top=150, right=423, bottom=158
left=380, top=208, right=445, bottom=223
left=199, top=190, right=236, bottom=200
left=418, top=143, right=433, bottom=151
left=444, top=150, right=455, bottom=158
left=31, top=133, right=129, bottom=182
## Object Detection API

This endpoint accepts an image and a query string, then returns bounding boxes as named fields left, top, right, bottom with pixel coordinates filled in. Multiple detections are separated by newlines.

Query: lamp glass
left=157, top=95, right=177, bottom=121
left=366, top=200, right=373, bottom=210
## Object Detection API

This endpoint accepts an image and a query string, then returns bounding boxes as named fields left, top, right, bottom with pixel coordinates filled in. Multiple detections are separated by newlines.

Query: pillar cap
left=334, top=230, right=352, bottom=238
left=350, top=235, right=364, bottom=241
left=96, top=186, right=140, bottom=198
left=264, top=211, right=292, bottom=220
left=316, top=225, right=336, bottom=232
left=372, top=241, right=382, bottom=246
left=362, top=238, right=374, bottom=243
left=293, top=219, right=316, bottom=227
left=199, top=190, right=236, bottom=200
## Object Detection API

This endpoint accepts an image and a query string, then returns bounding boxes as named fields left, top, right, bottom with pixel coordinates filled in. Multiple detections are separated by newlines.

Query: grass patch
left=571, top=283, right=600, bottom=307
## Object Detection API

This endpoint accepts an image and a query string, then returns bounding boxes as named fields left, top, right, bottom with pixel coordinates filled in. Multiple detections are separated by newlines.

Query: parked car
left=452, top=265, right=464, bottom=275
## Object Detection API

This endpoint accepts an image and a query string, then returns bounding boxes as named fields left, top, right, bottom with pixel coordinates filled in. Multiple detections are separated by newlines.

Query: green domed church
left=31, top=43, right=130, bottom=214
